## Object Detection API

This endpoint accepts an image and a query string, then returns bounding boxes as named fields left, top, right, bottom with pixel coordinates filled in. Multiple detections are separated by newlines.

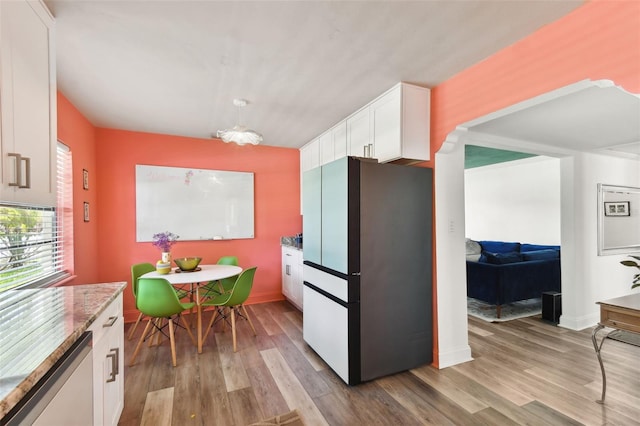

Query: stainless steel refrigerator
left=302, top=156, right=432, bottom=385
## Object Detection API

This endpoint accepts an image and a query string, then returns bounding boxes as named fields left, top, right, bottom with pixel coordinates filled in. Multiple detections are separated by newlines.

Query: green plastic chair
left=200, top=256, right=240, bottom=300
left=128, top=263, right=189, bottom=340
left=129, top=277, right=196, bottom=367
left=200, top=267, right=257, bottom=352
left=128, top=263, right=156, bottom=340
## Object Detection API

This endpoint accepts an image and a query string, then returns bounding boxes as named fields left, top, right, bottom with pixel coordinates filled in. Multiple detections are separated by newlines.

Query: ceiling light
left=216, top=99, right=263, bottom=145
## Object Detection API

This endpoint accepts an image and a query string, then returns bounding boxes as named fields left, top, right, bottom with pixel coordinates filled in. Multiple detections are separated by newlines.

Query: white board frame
left=135, top=164, right=254, bottom=242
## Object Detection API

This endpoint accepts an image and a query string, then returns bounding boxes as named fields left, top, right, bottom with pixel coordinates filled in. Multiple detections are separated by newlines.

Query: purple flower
left=152, top=231, right=179, bottom=252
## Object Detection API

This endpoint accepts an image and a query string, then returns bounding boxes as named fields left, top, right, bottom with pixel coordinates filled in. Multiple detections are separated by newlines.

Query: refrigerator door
left=320, top=157, right=349, bottom=274
left=302, top=167, right=322, bottom=264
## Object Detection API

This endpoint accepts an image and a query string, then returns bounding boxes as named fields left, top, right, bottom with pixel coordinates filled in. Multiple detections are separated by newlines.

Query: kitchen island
left=0, top=282, right=126, bottom=422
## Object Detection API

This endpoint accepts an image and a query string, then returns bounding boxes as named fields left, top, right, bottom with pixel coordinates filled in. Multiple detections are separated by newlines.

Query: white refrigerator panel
left=303, top=264, right=348, bottom=302
left=303, top=286, right=349, bottom=383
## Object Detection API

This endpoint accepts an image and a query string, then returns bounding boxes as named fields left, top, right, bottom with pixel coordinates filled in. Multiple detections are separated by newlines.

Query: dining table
left=141, top=264, right=242, bottom=353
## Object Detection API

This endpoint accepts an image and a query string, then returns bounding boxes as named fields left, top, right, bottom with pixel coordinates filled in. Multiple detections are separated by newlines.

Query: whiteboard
left=135, top=165, right=254, bottom=241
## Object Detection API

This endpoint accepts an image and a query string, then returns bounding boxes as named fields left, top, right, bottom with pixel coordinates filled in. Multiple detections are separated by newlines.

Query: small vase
left=162, top=252, right=171, bottom=263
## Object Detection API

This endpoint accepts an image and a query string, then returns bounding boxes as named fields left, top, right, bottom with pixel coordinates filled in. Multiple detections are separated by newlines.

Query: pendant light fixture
left=216, top=98, right=263, bottom=145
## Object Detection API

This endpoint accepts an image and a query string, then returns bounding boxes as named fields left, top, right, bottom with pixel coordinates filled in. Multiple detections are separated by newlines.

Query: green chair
left=129, top=277, right=196, bottom=367
left=128, top=263, right=156, bottom=340
left=200, top=256, right=240, bottom=300
left=200, top=267, right=257, bottom=352
left=128, top=263, right=189, bottom=340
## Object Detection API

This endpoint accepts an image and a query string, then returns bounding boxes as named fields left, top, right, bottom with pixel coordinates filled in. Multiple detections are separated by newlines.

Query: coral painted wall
left=56, top=93, right=99, bottom=285
left=93, top=129, right=301, bottom=322
left=428, top=0, right=640, bottom=366
left=431, top=0, right=640, bottom=156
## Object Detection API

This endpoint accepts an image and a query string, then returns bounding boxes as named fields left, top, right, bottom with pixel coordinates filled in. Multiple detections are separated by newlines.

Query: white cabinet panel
left=0, top=0, right=56, bottom=205
left=281, top=246, right=303, bottom=310
left=89, top=293, right=124, bottom=426
left=370, top=86, right=402, bottom=162
left=346, top=107, right=370, bottom=158
left=303, top=286, right=349, bottom=383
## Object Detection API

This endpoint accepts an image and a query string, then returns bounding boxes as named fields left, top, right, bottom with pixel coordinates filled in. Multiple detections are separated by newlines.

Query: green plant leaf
left=620, top=260, right=640, bottom=267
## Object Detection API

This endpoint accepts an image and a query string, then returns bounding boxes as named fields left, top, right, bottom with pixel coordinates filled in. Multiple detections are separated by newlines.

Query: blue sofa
left=466, top=240, right=561, bottom=318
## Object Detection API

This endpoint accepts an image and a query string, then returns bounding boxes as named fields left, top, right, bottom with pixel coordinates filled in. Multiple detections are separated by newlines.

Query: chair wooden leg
left=169, top=316, right=177, bottom=367
left=180, top=314, right=197, bottom=347
left=203, top=307, right=219, bottom=342
left=127, top=312, right=143, bottom=340
left=241, top=305, right=257, bottom=335
left=130, top=319, right=153, bottom=366
left=231, top=308, right=237, bottom=352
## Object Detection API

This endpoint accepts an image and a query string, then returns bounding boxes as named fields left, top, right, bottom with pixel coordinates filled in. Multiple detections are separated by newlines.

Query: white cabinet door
left=300, top=139, right=320, bottom=172
left=90, top=293, right=124, bottom=426
left=0, top=0, right=56, bottom=205
left=331, top=122, right=347, bottom=160
left=371, top=83, right=430, bottom=163
left=370, top=85, right=402, bottom=163
left=282, top=247, right=302, bottom=310
left=282, top=247, right=293, bottom=299
left=319, top=131, right=333, bottom=166
left=346, top=107, right=370, bottom=158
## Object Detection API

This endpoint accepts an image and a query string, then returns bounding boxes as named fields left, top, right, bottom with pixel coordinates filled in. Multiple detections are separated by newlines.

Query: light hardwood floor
left=120, top=301, right=640, bottom=426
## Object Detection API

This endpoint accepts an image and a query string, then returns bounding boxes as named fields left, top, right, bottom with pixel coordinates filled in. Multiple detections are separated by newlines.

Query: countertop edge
left=0, top=282, right=127, bottom=420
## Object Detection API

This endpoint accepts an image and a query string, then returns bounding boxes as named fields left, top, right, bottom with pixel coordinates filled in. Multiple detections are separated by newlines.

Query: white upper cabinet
left=0, top=0, right=57, bottom=206
left=301, top=82, right=430, bottom=174
left=372, top=83, right=430, bottom=164
left=332, top=121, right=347, bottom=159
left=319, top=121, right=347, bottom=166
left=300, top=138, right=320, bottom=173
left=319, top=131, right=333, bottom=165
left=346, top=107, right=371, bottom=158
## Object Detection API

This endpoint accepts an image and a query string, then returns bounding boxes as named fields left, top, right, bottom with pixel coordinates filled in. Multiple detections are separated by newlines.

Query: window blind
left=0, top=143, right=72, bottom=292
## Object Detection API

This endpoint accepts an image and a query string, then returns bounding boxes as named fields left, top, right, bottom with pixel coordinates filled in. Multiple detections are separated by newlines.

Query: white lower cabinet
left=89, top=293, right=124, bottom=426
left=281, top=246, right=303, bottom=311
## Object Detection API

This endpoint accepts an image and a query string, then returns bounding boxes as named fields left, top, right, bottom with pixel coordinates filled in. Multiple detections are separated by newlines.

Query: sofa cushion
left=466, top=239, right=482, bottom=261
left=481, top=251, right=523, bottom=264
left=479, top=241, right=521, bottom=254
left=521, top=243, right=561, bottom=252
left=522, top=249, right=560, bottom=261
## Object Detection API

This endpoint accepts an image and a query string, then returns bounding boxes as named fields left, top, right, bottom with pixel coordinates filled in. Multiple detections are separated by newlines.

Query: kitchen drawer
left=89, top=293, right=123, bottom=345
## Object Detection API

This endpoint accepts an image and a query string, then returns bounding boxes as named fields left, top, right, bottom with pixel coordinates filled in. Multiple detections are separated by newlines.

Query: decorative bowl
left=174, top=257, right=202, bottom=271
left=155, top=261, right=171, bottom=274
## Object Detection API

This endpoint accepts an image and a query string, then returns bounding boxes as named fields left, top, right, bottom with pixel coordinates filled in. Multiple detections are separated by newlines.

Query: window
left=0, top=143, right=72, bottom=292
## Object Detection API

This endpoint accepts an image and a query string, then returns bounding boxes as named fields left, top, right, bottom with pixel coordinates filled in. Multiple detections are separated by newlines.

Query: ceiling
left=465, top=82, right=640, bottom=159
left=44, top=0, right=585, bottom=149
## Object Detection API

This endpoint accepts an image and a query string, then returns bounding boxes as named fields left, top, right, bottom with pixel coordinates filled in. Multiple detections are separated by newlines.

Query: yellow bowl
left=174, top=257, right=202, bottom=271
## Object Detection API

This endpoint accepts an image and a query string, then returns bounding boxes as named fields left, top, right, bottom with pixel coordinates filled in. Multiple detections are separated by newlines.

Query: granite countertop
left=0, top=282, right=127, bottom=419
left=281, top=236, right=303, bottom=251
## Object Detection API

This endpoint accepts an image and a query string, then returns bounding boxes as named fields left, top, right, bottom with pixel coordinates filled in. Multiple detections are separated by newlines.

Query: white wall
left=559, top=152, right=640, bottom=330
left=464, top=156, right=561, bottom=244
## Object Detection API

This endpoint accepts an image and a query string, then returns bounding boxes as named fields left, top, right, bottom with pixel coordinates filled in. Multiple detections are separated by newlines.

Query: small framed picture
left=83, top=169, right=89, bottom=190
left=84, top=202, right=90, bottom=222
left=604, top=201, right=630, bottom=217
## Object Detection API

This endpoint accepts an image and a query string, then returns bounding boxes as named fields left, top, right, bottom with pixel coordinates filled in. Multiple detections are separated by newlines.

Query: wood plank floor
left=120, top=301, right=640, bottom=426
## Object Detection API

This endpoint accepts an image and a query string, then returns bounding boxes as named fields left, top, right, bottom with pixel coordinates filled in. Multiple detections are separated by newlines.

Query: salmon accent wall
left=93, top=129, right=301, bottom=322
left=428, top=0, right=640, bottom=367
left=56, top=92, right=99, bottom=285
left=431, top=0, right=640, bottom=157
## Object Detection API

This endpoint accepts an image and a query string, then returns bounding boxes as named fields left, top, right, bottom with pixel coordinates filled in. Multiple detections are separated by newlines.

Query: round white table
left=141, top=264, right=242, bottom=353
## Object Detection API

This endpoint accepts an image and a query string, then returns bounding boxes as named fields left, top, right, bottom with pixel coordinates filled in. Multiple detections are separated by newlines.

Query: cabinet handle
left=103, top=316, right=118, bottom=327
left=106, top=348, right=119, bottom=382
left=286, top=265, right=290, bottom=275
left=7, top=153, right=21, bottom=187
left=19, top=156, right=31, bottom=189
